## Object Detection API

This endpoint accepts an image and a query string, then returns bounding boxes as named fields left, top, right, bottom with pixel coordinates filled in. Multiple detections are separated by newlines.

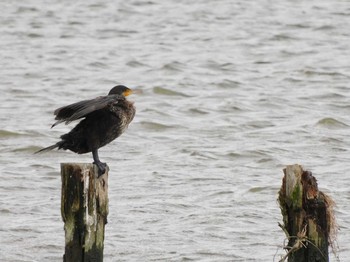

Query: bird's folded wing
left=52, top=95, right=119, bottom=127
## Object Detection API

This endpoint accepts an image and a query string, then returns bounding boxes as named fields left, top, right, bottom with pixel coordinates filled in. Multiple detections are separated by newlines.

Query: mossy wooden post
left=278, top=164, right=334, bottom=262
left=61, top=163, right=109, bottom=262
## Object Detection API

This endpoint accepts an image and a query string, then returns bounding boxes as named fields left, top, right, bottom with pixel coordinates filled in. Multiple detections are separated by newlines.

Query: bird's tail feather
left=34, top=142, right=63, bottom=154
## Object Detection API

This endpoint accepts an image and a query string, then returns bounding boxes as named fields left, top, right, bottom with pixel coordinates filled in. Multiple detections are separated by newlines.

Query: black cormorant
left=36, top=85, right=136, bottom=176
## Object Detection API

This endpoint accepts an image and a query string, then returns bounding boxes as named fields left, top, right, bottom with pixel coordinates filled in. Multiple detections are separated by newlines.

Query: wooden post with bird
left=35, top=85, right=138, bottom=261
left=278, top=164, right=337, bottom=262
left=61, top=163, right=109, bottom=262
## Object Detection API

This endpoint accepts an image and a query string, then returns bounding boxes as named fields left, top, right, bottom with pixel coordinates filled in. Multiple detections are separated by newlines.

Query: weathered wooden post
left=278, top=164, right=337, bottom=262
left=61, top=163, right=109, bottom=262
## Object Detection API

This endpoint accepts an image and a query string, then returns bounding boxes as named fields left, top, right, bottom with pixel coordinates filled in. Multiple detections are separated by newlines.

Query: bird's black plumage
left=36, top=85, right=136, bottom=176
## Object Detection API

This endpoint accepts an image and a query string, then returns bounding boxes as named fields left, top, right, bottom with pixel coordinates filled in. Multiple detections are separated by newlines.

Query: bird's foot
left=93, top=161, right=108, bottom=177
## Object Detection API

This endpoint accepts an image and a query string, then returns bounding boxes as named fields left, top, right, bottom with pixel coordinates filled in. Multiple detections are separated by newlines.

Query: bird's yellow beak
left=123, top=89, right=133, bottom=97
left=123, top=88, right=142, bottom=96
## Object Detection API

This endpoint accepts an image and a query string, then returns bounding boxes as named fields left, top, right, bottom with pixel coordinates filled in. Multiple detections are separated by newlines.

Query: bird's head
left=108, top=85, right=133, bottom=97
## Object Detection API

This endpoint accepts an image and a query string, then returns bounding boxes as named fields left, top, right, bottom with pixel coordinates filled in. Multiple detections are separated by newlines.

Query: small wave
left=189, top=177, right=224, bottom=182
left=244, top=121, right=275, bottom=129
left=27, top=33, right=43, bottom=38
left=60, top=34, right=74, bottom=39
left=287, top=23, right=310, bottom=29
left=269, top=33, right=297, bottom=41
left=248, top=186, right=268, bottom=193
left=283, top=77, right=303, bottom=83
left=161, top=61, right=185, bottom=72
left=189, top=151, right=218, bottom=160
left=16, top=6, right=38, bottom=13
left=0, top=130, right=23, bottom=138
left=208, top=190, right=234, bottom=197
left=140, top=121, right=175, bottom=130
left=88, top=62, right=109, bottom=69
left=188, top=108, right=209, bottom=115
left=316, top=118, right=348, bottom=128
left=0, top=208, right=11, bottom=214
left=217, top=79, right=241, bottom=89
left=314, top=25, right=335, bottom=31
left=225, top=152, right=243, bottom=159
left=126, top=60, right=147, bottom=68
left=254, top=60, right=272, bottom=65
left=153, top=86, right=189, bottom=97
left=68, top=21, right=85, bottom=26
left=204, top=60, right=235, bottom=71
left=12, top=145, right=42, bottom=153
left=302, top=70, right=347, bottom=77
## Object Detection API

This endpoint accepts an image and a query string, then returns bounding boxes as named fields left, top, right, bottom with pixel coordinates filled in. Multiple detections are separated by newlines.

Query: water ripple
left=153, top=86, right=189, bottom=97
left=316, top=117, right=349, bottom=128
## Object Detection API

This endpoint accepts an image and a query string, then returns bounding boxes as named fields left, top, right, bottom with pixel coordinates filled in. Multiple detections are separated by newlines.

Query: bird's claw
left=93, top=161, right=108, bottom=177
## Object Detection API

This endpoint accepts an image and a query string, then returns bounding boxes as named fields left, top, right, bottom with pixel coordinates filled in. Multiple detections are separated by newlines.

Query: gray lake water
left=1, top=0, right=350, bottom=261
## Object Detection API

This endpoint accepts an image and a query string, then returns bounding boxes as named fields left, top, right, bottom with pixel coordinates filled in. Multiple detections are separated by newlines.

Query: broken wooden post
left=61, top=163, right=109, bottom=262
left=278, top=164, right=337, bottom=262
